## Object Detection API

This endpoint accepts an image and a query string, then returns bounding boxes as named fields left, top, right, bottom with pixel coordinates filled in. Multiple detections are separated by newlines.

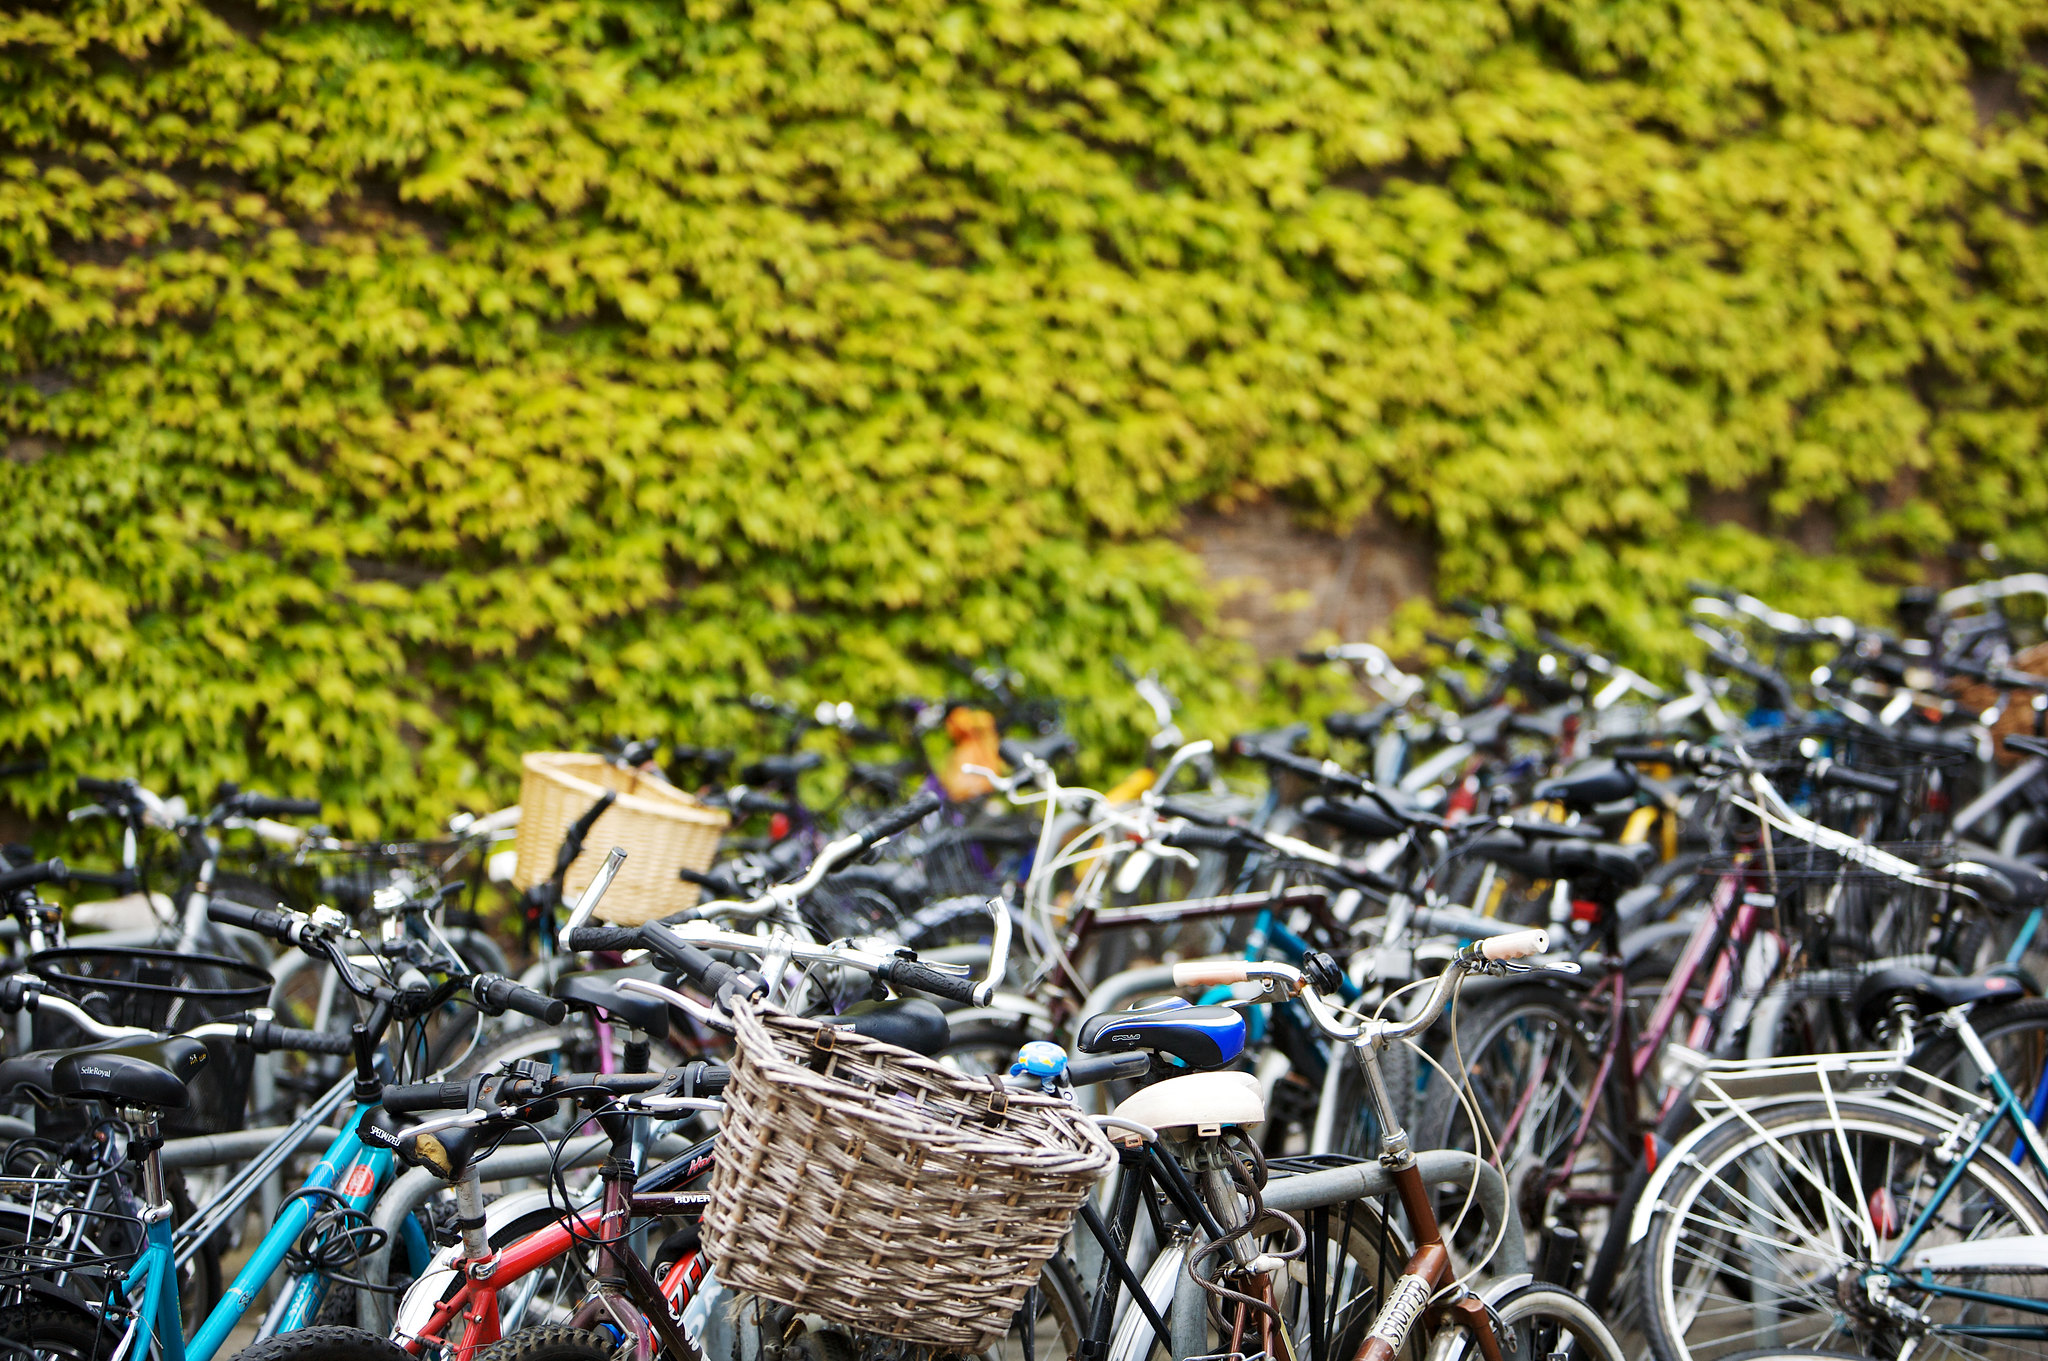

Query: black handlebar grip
left=996, top=738, right=1033, bottom=770
left=638, top=923, right=745, bottom=996
left=564, top=926, right=640, bottom=953
left=247, top=1021, right=356, bottom=1056
left=1813, top=760, right=1901, bottom=798
left=734, top=789, right=792, bottom=817
left=1610, top=746, right=1675, bottom=764
left=875, top=956, right=984, bottom=1006
left=237, top=794, right=323, bottom=819
left=206, top=898, right=303, bottom=943
left=1063, top=1050, right=1151, bottom=1088
left=1161, top=823, right=1243, bottom=853
left=472, top=974, right=569, bottom=1025
left=0, top=858, right=66, bottom=895
left=74, top=776, right=130, bottom=797
left=381, top=1080, right=473, bottom=1114
left=855, top=791, right=942, bottom=851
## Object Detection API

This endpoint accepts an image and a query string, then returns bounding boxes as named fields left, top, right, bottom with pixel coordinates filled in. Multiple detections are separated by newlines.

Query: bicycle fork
left=1349, top=1037, right=1506, bottom=1361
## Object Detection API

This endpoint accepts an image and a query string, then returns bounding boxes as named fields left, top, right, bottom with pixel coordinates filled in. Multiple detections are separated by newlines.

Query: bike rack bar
left=1259, top=1150, right=1527, bottom=1276
left=161, top=1125, right=344, bottom=1169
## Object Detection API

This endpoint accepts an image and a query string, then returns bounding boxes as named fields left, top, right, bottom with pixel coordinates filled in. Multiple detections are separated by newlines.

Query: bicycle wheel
left=1642, top=1097, right=2048, bottom=1361
left=227, top=1325, right=413, bottom=1361
left=1426, top=1282, right=1628, bottom=1361
left=0, top=1301, right=123, bottom=1361
left=1124, top=1195, right=1421, bottom=1361
left=1416, top=982, right=1631, bottom=1258
left=1911, top=997, right=2048, bottom=1114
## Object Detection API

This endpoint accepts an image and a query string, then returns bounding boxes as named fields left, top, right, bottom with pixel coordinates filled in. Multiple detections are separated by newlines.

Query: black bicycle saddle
left=1532, top=760, right=1638, bottom=812
left=829, top=998, right=951, bottom=1057
left=1853, top=965, right=2029, bottom=1040
left=52, top=1045, right=203, bottom=1110
left=554, top=968, right=672, bottom=1036
left=0, top=1034, right=208, bottom=1104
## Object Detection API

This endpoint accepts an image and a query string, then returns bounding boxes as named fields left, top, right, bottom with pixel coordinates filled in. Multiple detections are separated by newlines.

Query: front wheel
left=472, top=1326, right=612, bottom=1361
left=228, top=1325, right=415, bottom=1361
left=1427, top=1283, right=1629, bottom=1361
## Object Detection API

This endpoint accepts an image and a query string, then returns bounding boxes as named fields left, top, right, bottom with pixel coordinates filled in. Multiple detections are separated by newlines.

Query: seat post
left=121, top=1106, right=171, bottom=1221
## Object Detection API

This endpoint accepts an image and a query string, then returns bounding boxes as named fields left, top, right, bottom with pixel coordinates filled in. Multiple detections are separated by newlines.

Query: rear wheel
left=1417, top=982, right=1631, bottom=1259
left=472, top=1325, right=613, bottom=1361
left=1428, top=1282, right=1628, bottom=1361
left=0, top=1301, right=122, bottom=1361
left=1642, top=1099, right=2048, bottom=1361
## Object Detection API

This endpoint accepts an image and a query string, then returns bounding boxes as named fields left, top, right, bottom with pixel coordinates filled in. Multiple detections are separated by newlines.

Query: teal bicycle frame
left=1869, top=1011, right=2048, bottom=1343
left=116, top=1097, right=430, bottom=1361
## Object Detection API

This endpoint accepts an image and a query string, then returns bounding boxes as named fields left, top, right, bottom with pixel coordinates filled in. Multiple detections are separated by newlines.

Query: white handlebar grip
left=1173, top=961, right=1251, bottom=987
left=1482, top=929, right=1550, bottom=961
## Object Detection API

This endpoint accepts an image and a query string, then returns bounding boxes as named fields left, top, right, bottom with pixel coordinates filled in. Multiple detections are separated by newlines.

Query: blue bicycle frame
left=119, top=1098, right=431, bottom=1361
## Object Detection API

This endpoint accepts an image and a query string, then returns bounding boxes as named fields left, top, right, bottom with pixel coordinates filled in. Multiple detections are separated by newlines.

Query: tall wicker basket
left=510, top=753, right=728, bottom=924
left=703, top=997, right=1116, bottom=1352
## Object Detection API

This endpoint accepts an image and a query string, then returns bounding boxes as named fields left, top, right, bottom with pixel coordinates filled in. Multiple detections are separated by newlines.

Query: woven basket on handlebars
left=703, top=997, right=1116, bottom=1352
left=510, top=752, right=728, bottom=924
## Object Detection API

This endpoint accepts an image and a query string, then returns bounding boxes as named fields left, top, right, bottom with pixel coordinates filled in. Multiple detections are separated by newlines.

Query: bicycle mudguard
left=392, top=1188, right=567, bottom=1340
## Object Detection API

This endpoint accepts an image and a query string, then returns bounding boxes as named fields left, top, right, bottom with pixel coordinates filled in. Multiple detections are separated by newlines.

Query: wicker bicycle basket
left=703, top=997, right=1116, bottom=1352
left=510, top=753, right=729, bottom=924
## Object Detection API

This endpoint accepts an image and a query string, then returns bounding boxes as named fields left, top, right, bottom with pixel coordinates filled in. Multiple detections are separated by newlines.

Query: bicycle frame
left=100, top=1092, right=430, bottom=1361
left=1865, top=1015, right=2048, bottom=1341
left=397, top=1132, right=719, bottom=1361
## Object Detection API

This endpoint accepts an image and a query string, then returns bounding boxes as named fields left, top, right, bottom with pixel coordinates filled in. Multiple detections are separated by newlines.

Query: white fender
left=392, top=1188, right=581, bottom=1338
left=1106, top=1241, right=1187, bottom=1361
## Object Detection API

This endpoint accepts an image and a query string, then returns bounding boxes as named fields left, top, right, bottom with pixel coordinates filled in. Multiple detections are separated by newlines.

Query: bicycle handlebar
left=231, top=793, right=322, bottom=819
left=1811, top=760, right=1901, bottom=798
left=874, top=955, right=981, bottom=1006
left=382, top=1080, right=471, bottom=1115
left=1480, top=928, right=1549, bottom=960
left=0, top=858, right=66, bottom=895
left=470, top=973, right=568, bottom=1024
left=853, top=792, right=941, bottom=853
left=565, top=925, right=639, bottom=952
left=241, top=1019, right=357, bottom=1056
left=207, top=898, right=311, bottom=946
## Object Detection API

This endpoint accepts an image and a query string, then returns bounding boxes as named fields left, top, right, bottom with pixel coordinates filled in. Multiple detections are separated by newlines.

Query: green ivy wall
left=4, top=0, right=2046, bottom=828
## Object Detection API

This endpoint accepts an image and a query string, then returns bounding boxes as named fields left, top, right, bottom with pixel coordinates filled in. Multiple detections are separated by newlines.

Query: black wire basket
left=1698, top=841, right=1991, bottom=968
left=27, top=947, right=272, bottom=1138
left=258, top=838, right=472, bottom=918
left=1745, top=724, right=1968, bottom=839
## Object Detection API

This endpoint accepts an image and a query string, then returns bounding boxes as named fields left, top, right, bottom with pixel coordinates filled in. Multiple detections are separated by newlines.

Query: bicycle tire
left=1425, top=1282, right=1628, bottom=1361
left=1415, top=981, right=1631, bottom=1258
left=1641, top=1097, right=2048, bottom=1361
left=228, top=1324, right=413, bottom=1361
left=472, top=1325, right=613, bottom=1361
left=0, top=1300, right=120, bottom=1361
left=1117, top=1194, right=1420, bottom=1361
left=1909, top=996, right=2048, bottom=1110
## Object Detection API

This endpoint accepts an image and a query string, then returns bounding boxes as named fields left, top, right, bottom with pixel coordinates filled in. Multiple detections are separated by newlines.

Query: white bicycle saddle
left=1109, top=1069, right=1265, bottom=1134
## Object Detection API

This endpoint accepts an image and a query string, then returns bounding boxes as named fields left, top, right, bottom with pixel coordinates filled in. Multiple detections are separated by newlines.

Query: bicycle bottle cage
left=1076, top=998, right=1246, bottom=1070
